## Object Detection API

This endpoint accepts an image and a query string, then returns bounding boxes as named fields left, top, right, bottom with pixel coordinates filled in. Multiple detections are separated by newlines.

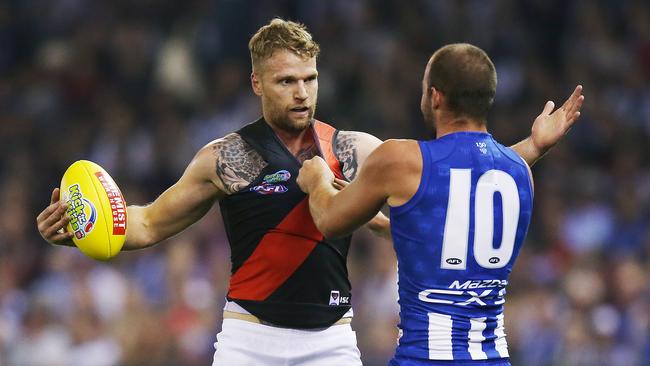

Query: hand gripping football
left=60, top=160, right=127, bottom=260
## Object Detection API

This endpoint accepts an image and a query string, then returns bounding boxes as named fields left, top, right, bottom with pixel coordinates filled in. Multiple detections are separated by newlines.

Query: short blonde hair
left=249, top=18, right=320, bottom=71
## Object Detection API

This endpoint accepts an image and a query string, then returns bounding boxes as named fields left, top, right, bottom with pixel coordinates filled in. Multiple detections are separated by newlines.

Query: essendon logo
left=329, top=290, right=340, bottom=306
left=95, top=172, right=127, bottom=235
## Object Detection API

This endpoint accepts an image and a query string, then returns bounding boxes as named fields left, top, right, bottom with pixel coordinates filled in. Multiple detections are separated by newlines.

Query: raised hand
left=530, top=85, right=585, bottom=154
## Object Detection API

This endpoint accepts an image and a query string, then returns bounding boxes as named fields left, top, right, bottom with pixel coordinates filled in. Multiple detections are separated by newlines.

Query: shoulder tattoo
left=333, top=131, right=359, bottom=181
left=212, top=134, right=267, bottom=194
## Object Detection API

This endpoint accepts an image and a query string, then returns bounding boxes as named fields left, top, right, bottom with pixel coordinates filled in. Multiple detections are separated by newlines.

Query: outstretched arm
left=123, top=144, right=225, bottom=249
left=511, top=85, right=584, bottom=166
left=37, top=136, right=242, bottom=251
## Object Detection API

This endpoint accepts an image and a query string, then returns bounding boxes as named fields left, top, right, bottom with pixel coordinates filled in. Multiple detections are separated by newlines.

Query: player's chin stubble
left=273, top=109, right=315, bottom=132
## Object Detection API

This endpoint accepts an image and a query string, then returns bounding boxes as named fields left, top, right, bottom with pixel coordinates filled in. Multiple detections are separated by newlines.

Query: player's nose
left=295, top=81, right=308, bottom=100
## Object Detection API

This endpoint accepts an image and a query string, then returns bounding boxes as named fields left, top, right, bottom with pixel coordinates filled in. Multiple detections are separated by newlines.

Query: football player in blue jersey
left=37, top=17, right=582, bottom=364
left=298, top=43, right=584, bottom=365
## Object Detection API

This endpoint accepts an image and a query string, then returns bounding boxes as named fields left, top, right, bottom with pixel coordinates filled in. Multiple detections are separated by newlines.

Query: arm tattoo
left=296, top=143, right=320, bottom=164
left=333, top=131, right=359, bottom=181
left=212, top=134, right=267, bottom=194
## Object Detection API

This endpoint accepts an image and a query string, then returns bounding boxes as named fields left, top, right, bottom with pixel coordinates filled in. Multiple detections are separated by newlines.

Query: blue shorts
left=389, top=356, right=511, bottom=366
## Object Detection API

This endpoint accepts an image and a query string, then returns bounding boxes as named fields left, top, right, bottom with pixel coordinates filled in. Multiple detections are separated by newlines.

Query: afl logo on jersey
left=446, top=258, right=462, bottom=265
left=489, top=257, right=500, bottom=264
left=250, top=184, right=289, bottom=195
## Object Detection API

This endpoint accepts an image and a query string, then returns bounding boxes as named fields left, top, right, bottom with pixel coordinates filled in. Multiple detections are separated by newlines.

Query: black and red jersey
left=219, top=118, right=352, bottom=329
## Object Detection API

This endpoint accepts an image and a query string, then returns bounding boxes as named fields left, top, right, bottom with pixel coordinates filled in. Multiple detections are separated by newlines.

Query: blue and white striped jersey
left=389, top=132, right=533, bottom=365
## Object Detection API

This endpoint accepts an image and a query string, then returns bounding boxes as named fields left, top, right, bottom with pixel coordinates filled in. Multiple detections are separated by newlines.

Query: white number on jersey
left=441, top=169, right=520, bottom=270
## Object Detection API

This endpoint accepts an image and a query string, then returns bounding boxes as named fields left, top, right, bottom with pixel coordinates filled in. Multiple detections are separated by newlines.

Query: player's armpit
left=123, top=144, right=225, bottom=250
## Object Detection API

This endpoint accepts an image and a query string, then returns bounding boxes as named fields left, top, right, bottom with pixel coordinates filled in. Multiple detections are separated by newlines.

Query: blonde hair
left=249, top=18, right=320, bottom=71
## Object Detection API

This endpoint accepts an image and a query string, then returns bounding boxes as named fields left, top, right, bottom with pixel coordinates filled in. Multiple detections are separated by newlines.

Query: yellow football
left=60, top=160, right=127, bottom=260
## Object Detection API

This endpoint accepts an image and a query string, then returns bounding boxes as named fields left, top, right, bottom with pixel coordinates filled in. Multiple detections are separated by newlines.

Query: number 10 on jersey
left=441, top=169, right=520, bottom=270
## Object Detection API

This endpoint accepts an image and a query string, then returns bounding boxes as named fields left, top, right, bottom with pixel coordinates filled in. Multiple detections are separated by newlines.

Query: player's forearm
left=510, top=136, right=545, bottom=167
left=308, top=183, right=340, bottom=238
left=123, top=205, right=159, bottom=250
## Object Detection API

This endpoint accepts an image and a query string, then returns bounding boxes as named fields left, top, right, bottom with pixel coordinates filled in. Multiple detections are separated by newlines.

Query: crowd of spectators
left=1, top=0, right=649, bottom=365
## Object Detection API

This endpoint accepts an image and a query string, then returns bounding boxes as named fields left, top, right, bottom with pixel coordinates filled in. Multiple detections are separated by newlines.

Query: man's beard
left=271, top=107, right=315, bottom=132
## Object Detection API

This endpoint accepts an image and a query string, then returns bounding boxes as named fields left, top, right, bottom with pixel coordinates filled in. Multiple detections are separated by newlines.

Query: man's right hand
left=36, top=188, right=74, bottom=246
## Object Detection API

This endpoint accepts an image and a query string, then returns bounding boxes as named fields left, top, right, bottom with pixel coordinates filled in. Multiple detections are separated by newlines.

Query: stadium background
left=2, top=0, right=650, bottom=365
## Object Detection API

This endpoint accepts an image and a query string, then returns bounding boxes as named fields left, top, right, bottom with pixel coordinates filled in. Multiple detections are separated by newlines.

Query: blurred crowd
left=1, top=0, right=649, bottom=365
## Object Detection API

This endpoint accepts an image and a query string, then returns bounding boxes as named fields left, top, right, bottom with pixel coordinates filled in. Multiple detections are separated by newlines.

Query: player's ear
left=431, top=87, right=443, bottom=110
left=251, top=72, right=263, bottom=96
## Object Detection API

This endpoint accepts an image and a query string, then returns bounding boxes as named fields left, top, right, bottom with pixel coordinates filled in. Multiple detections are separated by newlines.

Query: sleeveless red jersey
left=219, top=118, right=352, bottom=329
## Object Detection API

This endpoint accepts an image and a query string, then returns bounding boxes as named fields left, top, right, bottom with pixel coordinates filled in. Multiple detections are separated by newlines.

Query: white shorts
left=212, top=318, right=362, bottom=366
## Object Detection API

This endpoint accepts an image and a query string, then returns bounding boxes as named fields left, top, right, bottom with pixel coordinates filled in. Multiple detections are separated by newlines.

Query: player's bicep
left=334, top=131, right=383, bottom=181
left=148, top=170, right=220, bottom=235
left=129, top=147, right=224, bottom=246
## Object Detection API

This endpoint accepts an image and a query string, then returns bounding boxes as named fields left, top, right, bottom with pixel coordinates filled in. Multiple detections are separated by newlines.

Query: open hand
left=531, top=85, right=585, bottom=154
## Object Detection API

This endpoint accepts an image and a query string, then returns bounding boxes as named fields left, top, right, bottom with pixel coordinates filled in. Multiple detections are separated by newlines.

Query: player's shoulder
left=489, top=136, right=528, bottom=167
left=487, top=137, right=535, bottom=190
left=377, top=138, right=420, bottom=155
left=335, top=130, right=383, bottom=149
left=368, top=139, right=421, bottom=171
left=182, top=135, right=245, bottom=185
left=204, top=132, right=246, bottom=152
left=200, top=133, right=262, bottom=163
left=199, top=133, right=267, bottom=195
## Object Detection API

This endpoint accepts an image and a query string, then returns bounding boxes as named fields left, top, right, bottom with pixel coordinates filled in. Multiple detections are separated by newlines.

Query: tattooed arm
left=214, top=133, right=268, bottom=193
left=334, top=131, right=391, bottom=239
left=334, top=131, right=383, bottom=181
left=123, top=133, right=265, bottom=250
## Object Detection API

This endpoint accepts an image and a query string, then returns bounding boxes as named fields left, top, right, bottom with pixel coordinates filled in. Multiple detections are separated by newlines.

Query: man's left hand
left=530, top=85, right=585, bottom=155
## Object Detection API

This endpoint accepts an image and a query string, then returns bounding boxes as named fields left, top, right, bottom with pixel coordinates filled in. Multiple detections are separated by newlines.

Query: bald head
left=425, top=43, right=497, bottom=122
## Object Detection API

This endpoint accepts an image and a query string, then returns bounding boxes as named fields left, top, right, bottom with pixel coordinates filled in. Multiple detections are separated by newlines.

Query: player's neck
left=435, top=117, right=487, bottom=139
left=266, top=120, right=315, bottom=157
